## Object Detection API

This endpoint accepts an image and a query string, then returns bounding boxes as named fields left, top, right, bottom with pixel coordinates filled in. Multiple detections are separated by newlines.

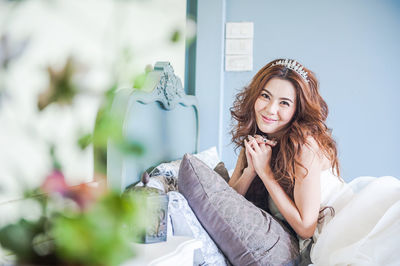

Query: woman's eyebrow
left=262, top=89, right=294, bottom=103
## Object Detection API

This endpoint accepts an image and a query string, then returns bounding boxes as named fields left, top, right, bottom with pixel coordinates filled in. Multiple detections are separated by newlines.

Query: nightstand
left=122, top=236, right=202, bottom=266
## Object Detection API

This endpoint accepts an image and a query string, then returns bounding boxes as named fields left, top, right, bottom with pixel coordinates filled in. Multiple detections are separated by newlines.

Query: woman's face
left=254, top=78, right=297, bottom=137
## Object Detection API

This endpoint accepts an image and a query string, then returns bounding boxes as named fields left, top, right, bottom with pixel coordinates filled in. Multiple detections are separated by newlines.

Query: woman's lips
left=261, top=115, right=277, bottom=124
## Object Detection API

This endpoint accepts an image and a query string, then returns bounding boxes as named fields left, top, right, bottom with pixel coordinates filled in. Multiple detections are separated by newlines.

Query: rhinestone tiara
left=271, top=59, right=309, bottom=82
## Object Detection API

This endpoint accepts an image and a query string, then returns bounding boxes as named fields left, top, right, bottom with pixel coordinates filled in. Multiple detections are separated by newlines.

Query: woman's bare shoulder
left=298, top=135, right=331, bottom=171
left=304, top=135, right=319, bottom=151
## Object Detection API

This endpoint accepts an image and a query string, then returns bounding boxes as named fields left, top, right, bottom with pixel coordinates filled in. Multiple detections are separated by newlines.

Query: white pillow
left=149, top=146, right=220, bottom=181
left=136, top=148, right=227, bottom=265
left=167, top=191, right=228, bottom=266
left=135, top=147, right=221, bottom=192
left=193, top=146, right=220, bottom=169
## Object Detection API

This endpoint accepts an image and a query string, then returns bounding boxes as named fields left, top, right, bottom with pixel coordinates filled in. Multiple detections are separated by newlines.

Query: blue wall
left=194, top=0, right=400, bottom=181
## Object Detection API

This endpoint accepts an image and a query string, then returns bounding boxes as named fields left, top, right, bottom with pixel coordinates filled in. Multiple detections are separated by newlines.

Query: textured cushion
left=178, top=154, right=299, bottom=266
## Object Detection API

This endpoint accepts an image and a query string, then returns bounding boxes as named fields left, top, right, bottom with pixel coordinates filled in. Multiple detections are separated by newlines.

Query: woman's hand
left=244, top=135, right=277, bottom=178
left=253, top=134, right=277, bottom=147
left=243, top=138, right=256, bottom=177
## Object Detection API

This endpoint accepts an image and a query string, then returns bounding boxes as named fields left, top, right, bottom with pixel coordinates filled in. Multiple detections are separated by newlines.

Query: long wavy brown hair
left=230, top=59, right=340, bottom=199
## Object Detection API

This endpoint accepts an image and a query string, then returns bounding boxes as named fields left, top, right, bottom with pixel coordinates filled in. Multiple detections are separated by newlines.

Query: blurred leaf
left=116, top=140, right=144, bottom=156
left=78, top=133, right=93, bottom=150
left=0, top=218, right=46, bottom=263
left=170, top=29, right=181, bottom=43
left=91, top=83, right=145, bottom=176
left=105, top=83, right=118, bottom=102
left=145, top=64, right=153, bottom=73
left=133, top=72, right=148, bottom=89
left=49, top=145, right=62, bottom=171
left=93, top=111, right=123, bottom=147
left=52, top=191, right=148, bottom=266
left=94, top=145, right=107, bottom=176
left=0, top=184, right=149, bottom=265
left=38, top=57, right=79, bottom=111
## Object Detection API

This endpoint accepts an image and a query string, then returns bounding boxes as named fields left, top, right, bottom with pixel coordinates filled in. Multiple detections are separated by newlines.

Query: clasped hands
left=244, top=135, right=277, bottom=179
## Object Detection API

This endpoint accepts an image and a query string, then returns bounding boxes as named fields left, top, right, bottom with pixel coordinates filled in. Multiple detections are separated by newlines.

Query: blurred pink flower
left=40, top=170, right=68, bottom=195
left=41, top=170, right=107, bottom=210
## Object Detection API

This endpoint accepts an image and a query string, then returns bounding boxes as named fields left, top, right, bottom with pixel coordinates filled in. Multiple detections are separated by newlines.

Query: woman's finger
left=254, top=135, right=266, bottom=145
left=254, top=134, right=265, bottom=143
left=265, top=139, right=277, bottom=147
left=254, top=135, right=277, bottom=147
left=244, top=139, right=256, bottom=155
left=244, top=140, right=252, bottom=156
left=246, top=135, right=257, bottom=149
left=260, top=142, right=272, bottom=153
left=248, top=135, right=262, bottom=153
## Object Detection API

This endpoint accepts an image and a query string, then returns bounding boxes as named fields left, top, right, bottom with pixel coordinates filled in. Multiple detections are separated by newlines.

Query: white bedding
left=135, top=147, right=228, bottom=266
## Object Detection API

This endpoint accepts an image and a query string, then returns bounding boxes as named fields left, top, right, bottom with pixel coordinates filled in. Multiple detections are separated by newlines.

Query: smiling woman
left=228, top=58, right=400, bottom=265
left=254, top=78, right=297, bottom=138
left=230, top=59, right=339, bottom=199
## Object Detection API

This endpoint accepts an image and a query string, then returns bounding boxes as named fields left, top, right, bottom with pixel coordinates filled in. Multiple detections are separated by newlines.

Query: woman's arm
left=228, top=148, right=256, bottom=195
left=246, top=136, right=324, bottom=239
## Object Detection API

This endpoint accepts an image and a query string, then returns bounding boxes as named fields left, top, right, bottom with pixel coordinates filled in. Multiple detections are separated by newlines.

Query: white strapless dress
left=268, top=169, right=400, bottom=266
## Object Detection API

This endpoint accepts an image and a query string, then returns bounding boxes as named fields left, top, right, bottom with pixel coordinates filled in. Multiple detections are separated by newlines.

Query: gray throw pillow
left=178, top=154, right=299, bottom=266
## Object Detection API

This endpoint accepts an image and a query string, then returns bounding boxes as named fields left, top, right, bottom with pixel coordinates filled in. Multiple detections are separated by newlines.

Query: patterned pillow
left=149, top=146, right=221, bottom=192
left=167, top=191, right=228, bottom=266
left=133, top=175, right=166, bottom=191
left=178, top=154, right=299, bottom=266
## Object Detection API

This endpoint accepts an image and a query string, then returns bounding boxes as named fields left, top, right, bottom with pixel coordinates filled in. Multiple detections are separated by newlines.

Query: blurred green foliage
left=170, top=29, right=181, bottom=43
left=52, top=192, right=148, bottom=266
left=0, top=1, right=195, bottom=264
left=38, top=57, right=79, bottom=111
left=0, top=217, right=49, bottom=263
left=0, top=180, right=150, bottom=265
left=89, top=84, right=145, bottom=176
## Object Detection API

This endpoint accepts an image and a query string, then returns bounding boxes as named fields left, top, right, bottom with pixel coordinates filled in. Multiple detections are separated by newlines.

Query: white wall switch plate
left=225, top=55, right=253, bottom=71
left=225, top=39, right=253, bottom=55
left=226, top=22, right=254, bottom=39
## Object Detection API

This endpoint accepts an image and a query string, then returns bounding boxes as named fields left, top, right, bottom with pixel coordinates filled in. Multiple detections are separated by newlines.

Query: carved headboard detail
left=107, top=62, right=199, bottom=192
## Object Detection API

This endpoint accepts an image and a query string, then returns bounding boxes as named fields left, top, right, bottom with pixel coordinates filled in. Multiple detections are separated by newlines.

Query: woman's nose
left=265, top=101, right=278, bottom=114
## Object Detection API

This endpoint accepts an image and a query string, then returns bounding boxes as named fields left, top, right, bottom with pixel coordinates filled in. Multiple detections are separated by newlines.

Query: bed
left=106, top=62, right=300, bottom=266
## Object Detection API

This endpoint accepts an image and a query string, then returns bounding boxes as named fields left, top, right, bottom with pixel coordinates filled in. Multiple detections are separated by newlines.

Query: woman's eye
left=261, top=93, right=270, bottom=99
left=281, top=101, right=290, bottom=106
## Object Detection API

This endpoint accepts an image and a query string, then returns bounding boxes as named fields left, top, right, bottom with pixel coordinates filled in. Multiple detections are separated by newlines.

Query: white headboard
left=107, top=62, right=199, bottom=192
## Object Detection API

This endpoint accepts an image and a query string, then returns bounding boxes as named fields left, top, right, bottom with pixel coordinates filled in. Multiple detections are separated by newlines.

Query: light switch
left=226, top=22, right=254, bottom=39
left=225, top=39, right=253, bottom=55
left=225, top=55, right=253, bottom=71
left=225, top=22, right=253, bottom=72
